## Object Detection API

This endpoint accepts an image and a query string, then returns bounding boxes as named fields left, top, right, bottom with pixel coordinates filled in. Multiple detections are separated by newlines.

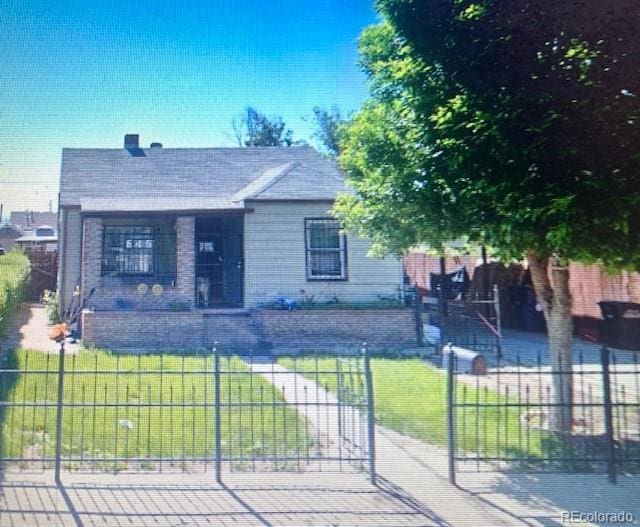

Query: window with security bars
left=305, top=218, right=347, bottom=280
left=102, top=226, right=155, bottom=275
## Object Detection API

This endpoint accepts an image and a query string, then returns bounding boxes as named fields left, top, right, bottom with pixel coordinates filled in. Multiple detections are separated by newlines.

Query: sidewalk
left=0, top=304, right=80, bottom=354
left=250, top=362, right=640, bottom=527
left=0, top=472, right=442, bottom=526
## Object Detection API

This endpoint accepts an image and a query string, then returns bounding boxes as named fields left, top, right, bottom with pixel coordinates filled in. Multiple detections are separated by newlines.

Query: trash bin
left=508, top=285, right=546, bottom=332
left=598, top=301, right=640, bottom=350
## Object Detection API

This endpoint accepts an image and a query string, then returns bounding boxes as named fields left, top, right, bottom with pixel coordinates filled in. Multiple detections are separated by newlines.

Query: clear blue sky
left=0, top=0, right=378, bottom=219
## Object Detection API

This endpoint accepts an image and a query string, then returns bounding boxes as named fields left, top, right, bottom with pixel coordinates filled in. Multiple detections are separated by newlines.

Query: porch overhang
left=78, top=198, right=249, bottom=214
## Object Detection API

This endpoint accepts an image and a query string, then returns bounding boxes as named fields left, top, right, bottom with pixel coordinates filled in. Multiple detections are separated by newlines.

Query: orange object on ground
left=48, top=323, right=68, bottom=342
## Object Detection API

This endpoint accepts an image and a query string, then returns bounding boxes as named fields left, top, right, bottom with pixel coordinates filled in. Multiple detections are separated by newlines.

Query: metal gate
left=24, top=250, right=57, bottom=301
left=446, top=347, right=640, bottom=484
left=0, top=344, right=376, bottom=483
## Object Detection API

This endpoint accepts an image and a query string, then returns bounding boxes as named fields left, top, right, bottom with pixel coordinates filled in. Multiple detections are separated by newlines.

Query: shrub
left=42, top=289, right=62, bottom=324
left=0, top=251, right=30, bottom=336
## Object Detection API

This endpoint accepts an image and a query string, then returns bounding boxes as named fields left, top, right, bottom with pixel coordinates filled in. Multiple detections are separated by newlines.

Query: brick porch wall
left=81, top=217, right=102, bottom=299
left=258, top=308, right=418, bottom=350
left=79, top=215, right=196, bottom=312
left=176, top=216, right=195, bottom=306
left=82, top=310, right=259, bottom=351
left=82, top=308, right=419, bottom=352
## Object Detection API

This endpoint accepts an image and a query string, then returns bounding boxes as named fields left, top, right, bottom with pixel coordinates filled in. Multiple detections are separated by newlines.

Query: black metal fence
left=0, top=344, right=376, bottom=483
left=446, top=346, right=640, bottom=484
left=424, top=286, right=502, bottom=357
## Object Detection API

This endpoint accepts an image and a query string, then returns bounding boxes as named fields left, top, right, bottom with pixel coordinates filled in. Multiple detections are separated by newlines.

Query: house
left=9, top=211, right=58, bottom=234
left=57, top=135, right=418, bottom=351
left=0, top=224, right=22, bottom=252
left=14, top=225, right=58, bottom=252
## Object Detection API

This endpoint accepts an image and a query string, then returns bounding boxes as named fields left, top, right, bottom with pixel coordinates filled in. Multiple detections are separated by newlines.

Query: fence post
left=54, top=340, right=66, bottom=485
left=493, top=284, right=502, bottom=360
left=438, top=256, right=448, bottom=351
left=600, top=346, right=617, bottom=483
left=446, top=346, right=456, bottom=485
left=336, top=357, right=343, bottom=438
left=213, top=342, right=222, bottom=484
left=363, top=343, right=377, bottom=485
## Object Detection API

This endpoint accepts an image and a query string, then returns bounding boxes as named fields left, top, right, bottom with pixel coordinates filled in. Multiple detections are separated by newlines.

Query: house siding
left=243, top=201, right=403, bottom=307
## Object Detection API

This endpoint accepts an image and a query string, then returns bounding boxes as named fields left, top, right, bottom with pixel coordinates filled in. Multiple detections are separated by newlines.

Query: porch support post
left=176, top=216, right=195, bottom=307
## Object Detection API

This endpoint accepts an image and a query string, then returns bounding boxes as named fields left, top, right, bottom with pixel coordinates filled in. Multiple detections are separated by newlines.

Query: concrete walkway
left=1, top=304, right=80, bottom=354
left=250, top=361, right=640, bottom=527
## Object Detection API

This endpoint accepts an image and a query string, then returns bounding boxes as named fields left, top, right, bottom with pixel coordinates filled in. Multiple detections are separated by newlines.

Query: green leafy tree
left=232, top=106, right=295, bottom=147
left=311, top=106, right=345, bottom=157
left=335, top=0, right=640, bottom=431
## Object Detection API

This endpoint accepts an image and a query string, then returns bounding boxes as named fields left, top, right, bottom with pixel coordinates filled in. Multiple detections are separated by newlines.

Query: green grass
left=1, top=349, right=311, bottom=470
left=0, top=251, right=30, bottom=336
left=280, top=356, right=640, bottom=473
left=279, top=356, right=549, bottom=461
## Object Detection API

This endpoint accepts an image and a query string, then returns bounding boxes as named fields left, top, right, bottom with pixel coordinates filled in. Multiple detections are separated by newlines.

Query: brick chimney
left=124, top=134, right=139, bottom=149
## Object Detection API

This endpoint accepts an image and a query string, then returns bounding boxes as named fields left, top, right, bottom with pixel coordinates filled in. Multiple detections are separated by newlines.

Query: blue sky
left=0, top=0, right=377, bottom=219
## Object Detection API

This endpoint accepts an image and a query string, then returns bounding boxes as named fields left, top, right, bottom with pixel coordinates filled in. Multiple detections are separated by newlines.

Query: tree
left=335, top=1, right=640, bottom=431
left=311, top=106, right=345, bottom=157
left=232, top=106, right=295, bottom=147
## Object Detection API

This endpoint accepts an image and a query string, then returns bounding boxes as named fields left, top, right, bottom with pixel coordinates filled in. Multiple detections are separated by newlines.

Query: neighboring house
left=0, top=224, right=22, bottom=251
left=9, top=211, right=58, bottom=234
left=58, top=135, right=415, bottom=351
left=14, top=225, right=58, bottom=252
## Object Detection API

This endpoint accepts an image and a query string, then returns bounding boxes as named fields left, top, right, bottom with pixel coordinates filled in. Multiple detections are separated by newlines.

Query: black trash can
left=598, top=301, right=640, bottom=350
left=508, top=285, right=546, bottom=332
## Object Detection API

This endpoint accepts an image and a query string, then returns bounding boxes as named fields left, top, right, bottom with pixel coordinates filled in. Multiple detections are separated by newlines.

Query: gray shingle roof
left=60, top=146, right=347, bottom=211
left=9, top=212, right=58, bottom=232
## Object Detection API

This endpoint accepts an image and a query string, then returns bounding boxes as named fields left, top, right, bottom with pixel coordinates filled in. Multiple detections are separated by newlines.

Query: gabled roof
left=60, top=146, right=348, bottom=212
left=9, top=212, right=57, bottom=231
left=0, top=225, right=22, bottom=237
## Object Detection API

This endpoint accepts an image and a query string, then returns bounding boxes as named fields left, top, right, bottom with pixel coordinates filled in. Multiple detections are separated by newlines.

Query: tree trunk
left=526, top=251, right=574, bottom=433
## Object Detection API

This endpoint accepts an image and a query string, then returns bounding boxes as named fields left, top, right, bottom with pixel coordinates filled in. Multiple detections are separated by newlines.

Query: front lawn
left=1, top=349, right=310, bottom=470
left=279, top=356, right=548, bottom=462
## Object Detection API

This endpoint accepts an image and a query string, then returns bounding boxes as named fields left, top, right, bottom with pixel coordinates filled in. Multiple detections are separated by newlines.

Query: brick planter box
left=82, top=307, right=419, bottom=352
left=258, top=308, right=418, bottom=351
left=82, top=309, right=259, bottom=351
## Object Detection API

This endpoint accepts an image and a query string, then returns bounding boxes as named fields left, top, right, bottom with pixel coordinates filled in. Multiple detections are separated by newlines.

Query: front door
left=196, top=233, right=224, bottom=307
left=194, top=216, right=244, bottom=308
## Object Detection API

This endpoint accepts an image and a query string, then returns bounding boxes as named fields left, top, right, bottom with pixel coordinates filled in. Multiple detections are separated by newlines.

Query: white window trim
left=305, top=218, right=348, bottom=281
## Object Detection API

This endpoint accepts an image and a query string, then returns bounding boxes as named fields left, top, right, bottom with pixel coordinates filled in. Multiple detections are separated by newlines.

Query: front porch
left=80, top=214, right=245, bottom=314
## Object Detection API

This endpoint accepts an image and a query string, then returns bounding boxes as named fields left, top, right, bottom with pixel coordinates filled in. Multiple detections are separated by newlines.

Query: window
left=305, top=218, right=347, bottom=280
left=102, top=226, right=155, bottom=275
